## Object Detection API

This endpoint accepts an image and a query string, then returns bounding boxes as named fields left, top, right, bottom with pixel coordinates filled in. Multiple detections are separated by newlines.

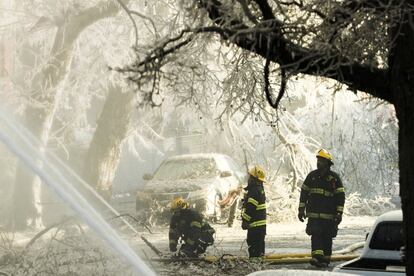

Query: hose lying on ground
left=151, top=253, right=359, bottom=264
left=150, top=241, right=364, bottom=264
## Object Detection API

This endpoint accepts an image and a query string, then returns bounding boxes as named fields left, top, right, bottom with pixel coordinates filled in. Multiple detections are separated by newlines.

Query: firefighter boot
left=309, top=254, right=328, bottom=268
left=322, top=255, right=331, bottom=266
left=179, top=244, right=198, bottom=258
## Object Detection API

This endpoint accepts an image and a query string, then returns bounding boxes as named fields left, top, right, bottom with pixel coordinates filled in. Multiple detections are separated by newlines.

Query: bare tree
left=11, top=0, right=129, bottom=230
left=118, top=0, right=414, bottom=272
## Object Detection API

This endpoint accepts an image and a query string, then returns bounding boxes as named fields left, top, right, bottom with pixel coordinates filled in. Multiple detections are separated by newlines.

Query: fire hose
left=152, top=253, right=358, bottom=264
left=150, top=241, right=364, bottom=264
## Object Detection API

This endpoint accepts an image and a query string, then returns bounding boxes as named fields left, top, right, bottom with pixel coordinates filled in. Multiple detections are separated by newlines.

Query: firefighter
left=298, top=149, right=345, bottom=268
left=169, top=197, right=215, bottom=257
left=241, top=165, right=267, bottom=258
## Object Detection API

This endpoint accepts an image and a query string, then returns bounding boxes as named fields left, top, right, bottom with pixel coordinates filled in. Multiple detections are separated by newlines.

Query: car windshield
left=152, top=158, right=219, bottom=180
left=369, top=221, right=404, bottom=251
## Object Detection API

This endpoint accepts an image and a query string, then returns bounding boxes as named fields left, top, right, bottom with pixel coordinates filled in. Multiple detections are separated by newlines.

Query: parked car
left=334, top=210, right=405, bottom=275
left=136, top=153, right=246, bottom=226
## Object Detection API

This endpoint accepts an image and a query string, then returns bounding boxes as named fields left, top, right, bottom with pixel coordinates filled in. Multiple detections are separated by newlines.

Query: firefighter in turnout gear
left=169, top=197, right=215, bottom=257
left=241, top=165, right=267, bottom=258
left=298, top=149, right=345, bottom=268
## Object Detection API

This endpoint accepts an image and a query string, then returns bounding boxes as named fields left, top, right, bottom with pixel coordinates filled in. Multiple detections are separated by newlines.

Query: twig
left=115, top=0, right=139, bottom=46
left=109, top=213, right=153, bottom=234
left=129, top=10, right=158, bottom=35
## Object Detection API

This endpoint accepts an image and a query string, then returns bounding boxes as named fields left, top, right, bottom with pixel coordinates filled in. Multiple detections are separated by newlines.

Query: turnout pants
left=306, top=219, right=336, bottom=263
left=179, top=243, right=200, bottom=257
left=247, top=227, right=266, bottom=258
left=311, top=234, right=332, bottom=262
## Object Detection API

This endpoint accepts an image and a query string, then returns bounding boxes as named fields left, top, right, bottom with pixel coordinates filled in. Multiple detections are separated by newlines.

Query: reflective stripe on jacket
left=298, top=169, right=345, bottom=220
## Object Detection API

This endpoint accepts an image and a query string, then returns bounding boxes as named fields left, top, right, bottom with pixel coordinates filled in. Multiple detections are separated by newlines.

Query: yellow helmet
left=171, top=197, right=189, bottom=210
left=316, top=149, right=333, bottom=163
left=248, top=165, right=266, bottom=182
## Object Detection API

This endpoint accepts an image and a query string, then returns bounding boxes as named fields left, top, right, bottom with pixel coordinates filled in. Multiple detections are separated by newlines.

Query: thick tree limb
left=264, top=36, right=287, bottom=109
left=253, top=0, right=276, bottom=20
left=197, top=0, right=392, bottom=103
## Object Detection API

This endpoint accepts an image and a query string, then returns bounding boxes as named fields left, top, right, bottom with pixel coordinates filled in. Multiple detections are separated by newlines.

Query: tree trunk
left=11, top=27, right=71, bottom=229
left=11, top=1, right=128, bottom=230
left=82, top=86, right=134, bottom=202
left=389, top=6, right=414, bottom=275
left=12, top=105, right=56, bottom=229
left=396, top=108, right=414, bottom=275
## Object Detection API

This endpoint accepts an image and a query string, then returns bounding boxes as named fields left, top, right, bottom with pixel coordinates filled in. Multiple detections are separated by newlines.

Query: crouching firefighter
left=241, top=165, right=267, bottom=258
left=298, top=149, right=345, bottom=268
left=169, top=197, right=215, bottom=257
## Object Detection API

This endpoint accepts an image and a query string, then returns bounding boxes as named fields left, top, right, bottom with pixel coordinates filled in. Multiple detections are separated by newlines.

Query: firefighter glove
left=298, top=211, right=306, bottom=222
left=241, top=220, right=249, bottom=230
left=169, top=244, right=177, bottom=252
left=334, top=213, right=342, bottom=225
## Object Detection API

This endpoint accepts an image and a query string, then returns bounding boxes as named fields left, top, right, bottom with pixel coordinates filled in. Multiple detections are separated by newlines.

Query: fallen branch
left=141, top=236, right=162, bottom=257
left=24, top=217, right=74, bottom=250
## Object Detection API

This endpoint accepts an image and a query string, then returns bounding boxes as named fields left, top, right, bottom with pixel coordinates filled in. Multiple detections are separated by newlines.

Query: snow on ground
left=130, top=216, right=376, bottom=275
left=0, top=216, right=376, bottom=275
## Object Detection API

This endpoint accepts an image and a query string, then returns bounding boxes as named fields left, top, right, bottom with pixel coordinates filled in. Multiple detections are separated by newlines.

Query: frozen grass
left=0, top=223, right=136, bottom=276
